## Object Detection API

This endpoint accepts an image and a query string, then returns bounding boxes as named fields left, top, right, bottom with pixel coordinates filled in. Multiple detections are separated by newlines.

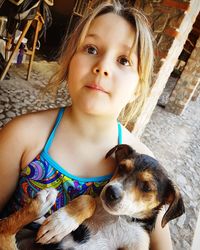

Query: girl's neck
left=65, top=106, right=119, bottom=144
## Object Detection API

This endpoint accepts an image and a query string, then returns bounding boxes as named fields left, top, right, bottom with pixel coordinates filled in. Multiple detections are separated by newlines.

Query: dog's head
left=100, top=144, right=185, bottom=228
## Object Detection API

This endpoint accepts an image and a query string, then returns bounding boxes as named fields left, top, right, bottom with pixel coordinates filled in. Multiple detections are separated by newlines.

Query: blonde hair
left=46, top=0, right=154, bottom=127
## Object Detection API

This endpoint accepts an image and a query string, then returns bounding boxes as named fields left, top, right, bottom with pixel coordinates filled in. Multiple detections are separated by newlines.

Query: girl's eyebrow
left=85, top=33, right=133, bottom=52
left=85, top=33, right=100, bottom=40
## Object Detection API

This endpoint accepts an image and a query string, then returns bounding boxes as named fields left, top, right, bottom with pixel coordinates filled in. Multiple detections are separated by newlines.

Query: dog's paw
left=32, top=188, right=58, bottom=219
left=36, top=207, right=79, bottom=244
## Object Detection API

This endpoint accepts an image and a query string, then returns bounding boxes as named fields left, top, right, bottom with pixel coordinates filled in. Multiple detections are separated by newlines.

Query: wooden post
left=191, top=210, right=200, bottom=250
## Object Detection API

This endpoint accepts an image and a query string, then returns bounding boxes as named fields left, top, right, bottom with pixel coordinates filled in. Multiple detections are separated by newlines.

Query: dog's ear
left=105, top=144, right=137, bottom=163
left=161, top=181, right=185, bottom=228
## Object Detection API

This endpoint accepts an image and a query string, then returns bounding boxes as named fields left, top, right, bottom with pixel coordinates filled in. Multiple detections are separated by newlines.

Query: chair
left=0, top=10, right=44, bottom=81
left=0, top=0, right=54, bottom=81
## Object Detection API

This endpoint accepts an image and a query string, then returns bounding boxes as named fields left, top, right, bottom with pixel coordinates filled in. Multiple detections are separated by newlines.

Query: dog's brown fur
left=62, top=195, right=96, bottom=225
left=0, top=188, right=57, bottom=250
left=0, top=145, right=185, bottom=250
left=0, top=191, right=96, bottom=250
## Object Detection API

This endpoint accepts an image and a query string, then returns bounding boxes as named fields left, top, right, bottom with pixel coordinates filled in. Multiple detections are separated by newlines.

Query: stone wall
left=135, top=0, right=190, bottom=74
left=132, top=0, right=200, bottom=136
left=166, top=36, right=200, bottom=114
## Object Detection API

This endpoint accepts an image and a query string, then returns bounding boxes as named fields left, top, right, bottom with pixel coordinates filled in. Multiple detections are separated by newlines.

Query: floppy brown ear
left=161, top=181, right=185, bottom=228
left=105, top=144, right=137, bottom=163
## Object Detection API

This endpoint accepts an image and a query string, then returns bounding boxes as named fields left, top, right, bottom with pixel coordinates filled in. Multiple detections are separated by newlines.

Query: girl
left=0, top=1, right=173, bottom=249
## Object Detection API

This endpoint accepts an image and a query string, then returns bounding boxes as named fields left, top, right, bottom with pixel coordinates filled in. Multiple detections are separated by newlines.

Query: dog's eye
left=140, top=182, right=152, bottom=193
left=118, top=164, right=126, bottom=175
left=118, top=163, right=130, bottom=175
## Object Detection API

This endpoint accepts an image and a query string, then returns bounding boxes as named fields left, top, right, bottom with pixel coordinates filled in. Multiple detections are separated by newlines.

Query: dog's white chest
left=60, top=211, right=150, bottom=250
left=90, top=219, right=149, bottom=249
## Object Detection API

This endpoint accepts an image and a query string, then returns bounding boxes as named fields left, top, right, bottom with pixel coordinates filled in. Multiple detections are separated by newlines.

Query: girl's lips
left=85, top=84, right=108, bottom=94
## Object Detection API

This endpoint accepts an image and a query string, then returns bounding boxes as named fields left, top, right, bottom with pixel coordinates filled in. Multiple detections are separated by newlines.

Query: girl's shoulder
left=121, top=125, right=154, bottom=157
left=0, top=108, right=61, bottom=162
left=1, top=108, right=60, bottom=137
left=1, top=108, right=64, bottom=169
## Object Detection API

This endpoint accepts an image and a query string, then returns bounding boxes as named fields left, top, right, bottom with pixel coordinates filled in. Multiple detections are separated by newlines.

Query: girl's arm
left=150, top=208, right=173, bottom=250
left=0, top=109, right=58, bottom=213
left=0, top=117, right=27, bottom=212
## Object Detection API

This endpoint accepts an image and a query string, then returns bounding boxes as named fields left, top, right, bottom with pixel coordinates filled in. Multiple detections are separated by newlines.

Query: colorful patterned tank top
left=5, top=108, right=123, bottom=217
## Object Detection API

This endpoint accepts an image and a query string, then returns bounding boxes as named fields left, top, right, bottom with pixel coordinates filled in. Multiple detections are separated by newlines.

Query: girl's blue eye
left=86, top=45, right=98, bottom=55
left=118, top=57, right=131, bottom=66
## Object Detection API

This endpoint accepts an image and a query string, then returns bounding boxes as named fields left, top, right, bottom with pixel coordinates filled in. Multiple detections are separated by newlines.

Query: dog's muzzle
left=104, top=185, right=123, bottom=204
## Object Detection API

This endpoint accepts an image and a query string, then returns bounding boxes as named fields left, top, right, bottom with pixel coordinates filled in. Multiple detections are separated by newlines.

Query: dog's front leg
left=36, top=195, right=96, bottom=244
left=0, top=188, right=58, bottom=250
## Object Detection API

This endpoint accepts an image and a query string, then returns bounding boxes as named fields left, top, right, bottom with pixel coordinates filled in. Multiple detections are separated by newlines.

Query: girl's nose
left=93, top=67, right=109, bottom=76
left=93, top=56, right=111, bottom=77
left=93, top=54, right=112, bottom=77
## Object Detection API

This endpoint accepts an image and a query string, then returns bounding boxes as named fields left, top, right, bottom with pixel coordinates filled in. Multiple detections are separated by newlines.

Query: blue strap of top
left=44, top=108, right=123, bottom=152
left=118, top=122, right=122, bottom=144
left=43, top=107, right=65, bottom=152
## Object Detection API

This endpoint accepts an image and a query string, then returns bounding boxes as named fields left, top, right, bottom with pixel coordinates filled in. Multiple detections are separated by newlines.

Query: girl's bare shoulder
left=0, top=108, right=63, bottom=169
left=0, top=108, right=61, bottom=150
left=121, top=126, right=154, bottom=157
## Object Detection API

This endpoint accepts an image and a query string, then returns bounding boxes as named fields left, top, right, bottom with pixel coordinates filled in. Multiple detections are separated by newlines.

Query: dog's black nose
left=105, top=185, right=122, bottom=202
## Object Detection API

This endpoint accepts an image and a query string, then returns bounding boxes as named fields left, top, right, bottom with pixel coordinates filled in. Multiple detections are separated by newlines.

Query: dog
left=0, top=144, right=185, bottom=250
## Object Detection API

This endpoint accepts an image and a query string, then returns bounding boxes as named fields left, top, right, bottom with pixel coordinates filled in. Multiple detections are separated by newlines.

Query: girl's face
left=68, top=13, right=139, bottom=119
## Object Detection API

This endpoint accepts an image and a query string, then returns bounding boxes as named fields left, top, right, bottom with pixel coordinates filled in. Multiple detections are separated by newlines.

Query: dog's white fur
left=36, top=207, right=80, bottom=244
left=100, top=180, right=158, bottom=218
left=60, top=199, right=150, bottom=250
left=0, top=145, right=185, bottom=250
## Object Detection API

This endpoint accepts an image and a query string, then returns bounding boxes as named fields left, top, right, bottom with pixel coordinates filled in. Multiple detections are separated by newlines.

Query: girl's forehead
left=85, top=13, right=136, bottom=51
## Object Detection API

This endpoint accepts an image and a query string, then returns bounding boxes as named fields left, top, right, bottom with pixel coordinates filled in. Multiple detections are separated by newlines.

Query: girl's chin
left=79, top=105, right=113, bottom=117
left=72, top=97, right=119, bottom=117
left=81, top=107, right=109, bottom=116
left=78, top=100, right=109, bottom=114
